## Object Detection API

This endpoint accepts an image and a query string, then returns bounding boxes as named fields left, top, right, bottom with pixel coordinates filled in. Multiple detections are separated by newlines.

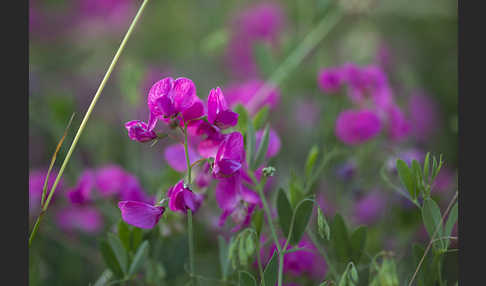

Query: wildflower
left=213, top=132, right=244, bottom=177
left=67, top=170, right=95, bottom=205
left=125, top=120, right=157, bottom=142
left=335, top=109, right=382, bottom=145
left=207, top=87, right=239, bottom=129
left=408, top=92, right=440, bottom=142
left=354, top=191, right=386, bottom=224
left=147, top=77, right=202, bottom=128
left=56, top=205, right=103, bottom=233
left=167, top=180, right=203, bottom=213
left=224, top=80, right=280, bottom=115
left=164, top=144, right=201, bottom=172
left=385, top=104, right=410, bottom=141
left=118, top=201, right=165, bottom=229
left=318, top=67, right=344, bottom=93
left=95, top=165, right=152, bottom=203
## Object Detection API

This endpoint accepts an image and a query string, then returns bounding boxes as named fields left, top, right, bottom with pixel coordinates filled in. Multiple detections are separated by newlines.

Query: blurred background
left=29, top=0, right=457, bottom=285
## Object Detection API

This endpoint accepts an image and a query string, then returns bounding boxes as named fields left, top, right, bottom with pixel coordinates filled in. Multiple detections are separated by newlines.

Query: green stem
left=183, top=123, right=192, bottom=184
left=256, top=239, right=265, bottom=281
left=248, top=171, right=283, bottom=286
left=187, top=209, right=196, bottom=286
left=28, top=0, right=151, bottom=247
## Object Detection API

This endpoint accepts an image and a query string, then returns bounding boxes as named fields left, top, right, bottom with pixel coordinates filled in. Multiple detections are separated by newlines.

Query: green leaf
left=305, top=145, right=319, bottom=181
left=118, top=220, right=131, bottom=252
left=239, top=271, right=257, bottom=286
left=131, top=227, right=143, bottom=252
left=396, top=159, right=417, bottom=200
left=277, top=188, right=293, bottom=238
left=252, top=124, right=270, bottom=170
left=228, top=236, right=238, bottom=268
left=422, top=198, right=444, bottom=249
left=107, top=233, right=128, bottom=275
left=253, top=106, right=269, bottom=131
left=423, top=152, right=430, bottom=184
left=288, top=170, right=304, bottom=208
left=317, top=207, right=331, bottom=240
left=246, top=120, right=256, bottom=167
left=348, top=262, right=359, bottom=284
left=128, top=241, right=149, bottom=276
left=238, top=233, right=249, bottom=266
left=218, top=235, right=231, bottom=279
left=349, top=226, right=367, bottom=264
left=201, top=28, right=228, bottom=55
left=262, top=251, right=278, bottom=286
left=444, top=202, right=458, bottom=248
left=252, top=210, right=264, bottom=237
left=100, top=240, right=124, bottom=279
left=245, top=233, right=255, bottom=256
left=318, top=282, right=330, bottom=286
left=331, top=214, right=350, bottom=264
left=412, top=160, right=424, bottom=192
left=291, top=198, right=315, bottom=245
left=235, top=104, right=250, bottom=135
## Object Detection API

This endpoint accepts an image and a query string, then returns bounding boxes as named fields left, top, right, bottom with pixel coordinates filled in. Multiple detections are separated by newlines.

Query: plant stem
left=248, top=171, right=283, bottom=286
left=187, top=209, right=196, bottom=286
left=28, top=0, right=151, bottom=247
left=183, top=123, right=192, bottom=184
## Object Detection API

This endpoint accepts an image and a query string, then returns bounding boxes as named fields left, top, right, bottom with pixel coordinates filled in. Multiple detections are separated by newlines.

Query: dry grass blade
left=40, top=113, right=76, bottom=207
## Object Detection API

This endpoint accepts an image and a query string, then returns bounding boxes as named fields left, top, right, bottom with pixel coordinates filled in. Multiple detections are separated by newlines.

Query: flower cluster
left=121, top=76, right=281, bottom=231
left=318, top=63, right=411, bottom=145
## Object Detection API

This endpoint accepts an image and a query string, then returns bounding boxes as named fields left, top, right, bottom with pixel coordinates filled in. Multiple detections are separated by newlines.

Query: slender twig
left=187, top=209, right=196, bottom=286
left=28, top=0, right=152, bottom=246
left=408, top=191, right=459, bottom=286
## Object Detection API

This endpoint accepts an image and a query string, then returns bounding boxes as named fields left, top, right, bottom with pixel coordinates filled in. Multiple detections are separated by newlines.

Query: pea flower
left=29, top=169, right=64, bottom=215
left=318, top=67, right=344, bottom=93
left=164, top=144, right=201, bottom=172
left=125, top=120, right=157, bottom=142
left=385, top=104, right=410, bottom=141
left=147, top=77, right=203, bottom=129
left=335, top=109, right=382, bottom=145
left=213, top=132, right=244, bottom=177
left=67, top=170, right=95, bottom=205
left=167, top=180, right=203, bottom=213
left=195, top=120, right=227, bottom=158
left=408, top=91, right=440, bottom=142
left=57, top=205, right=104, bottom=234
left=353, top=191, right=386, bottom=225
left=118, top=201, right=165, bottom=229
left=207, top=87, right=239, bottom=129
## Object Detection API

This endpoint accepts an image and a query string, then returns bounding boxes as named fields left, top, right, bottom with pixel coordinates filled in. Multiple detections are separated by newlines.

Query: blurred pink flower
left=29, top=168, right=64, bottom=216
left=335, top=109, right=382, bottom=145
left=118, top=201, right=165, bottom=229
left=57, top=205, right=103, bottom=233
left=223, top=79, right=280, bottom=116
left=408, top=91, right=440, bottom=142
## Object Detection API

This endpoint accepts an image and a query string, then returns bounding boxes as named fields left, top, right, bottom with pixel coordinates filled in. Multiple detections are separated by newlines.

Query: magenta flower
left=294, top=99, right=320, bottom=129
left=147, top=77, right=202, bottom=128
left=29, top=169, right=64, bottom=215
left=408, top=92, right=440, bottom=141
left=195, top=120, right=227, bottom=158
left=167, top=180, right=203, bottom=213
left=125, top=120, right=157, bottom=142
left=207, top=87, right=239, bottom=129
left=215, top=176, right=261, bottom=231
left=223, top=80, right=280, bottom=115
left=67, top=170, right=95, bottom=205
left=95, top=165, right=152, bottom=203
left=385, top=104, right=410, bottom=141
left=255, top=128, right=281, bottom=159
left=118, top=201, right=165, bottom=229
left=335, top=109, right=382, bottom=145
left=213, top=132, right=244, bottom=177
left=164, top=144, right=201, bottom=172
left=56, top=205, right=103, bottom=234
left=318, top=67, right=344, bottom=93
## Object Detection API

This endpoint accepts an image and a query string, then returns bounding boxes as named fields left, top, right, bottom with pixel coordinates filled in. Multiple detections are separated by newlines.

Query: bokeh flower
left=125, top=120, right=157, bottom=142
left=118, top=201, right=165, bottom=229
left=167, top=180, right=203, bottom=213
left=335, top=109, right=382, bottom=145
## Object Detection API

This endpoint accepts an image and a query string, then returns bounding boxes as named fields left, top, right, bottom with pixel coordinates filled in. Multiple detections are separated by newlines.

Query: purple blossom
left=207, top=87, right=239, bottom=129
left=67, top=170, right=95, bottom=205
left=223, top=80, right=280, bottom=115
left=147, top=77, right=201, bottom=129
left=213, top=132, right=244, bottom=177
left=125, top=120, right=157, bottom=142
left=164, top=144, right=201, bottom=172
left=385, top=104, right=411, bottom=141
left=29, top=169, right=64, bottom=215
left=294, top=99, right=320, bottom=128
left=408, top=92, right=440, bottom=142
left=335, top=109, right=382, bottom=145
left=95, top=165, right=152, bottom=203
left=56, top=205, right=103, bottom=234
left=318, top=67, right=344, bottom=93
left=353, top=192, right=386, bottom=225
left=255, top=128, right=281, bottom=159
left=167, top=180, right=203, bottom=213
left=118, top=201, right=165, bottom=229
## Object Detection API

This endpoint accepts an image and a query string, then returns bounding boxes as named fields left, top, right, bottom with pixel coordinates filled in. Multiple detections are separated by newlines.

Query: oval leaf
left=422, top=198, right=445, bottom=249
left=239, top=271, right=257, bottom=286
left=277, top=188, right=293, bottom=238
left=128, top=240, right=149, bottom=276
left=107, top=233, right=128, bottom=275
left=262, top=251, right=278, bottom=286
left=291, top=199, right=315, bottom=245
left=396, top=159, right=417, bottom=200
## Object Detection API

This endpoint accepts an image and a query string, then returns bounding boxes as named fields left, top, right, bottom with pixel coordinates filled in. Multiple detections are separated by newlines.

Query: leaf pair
left=329, top=214, right=367, bottom=268
left=421, top=198, right=458, bottom=251
left=277, top=188, right=315, bottom=245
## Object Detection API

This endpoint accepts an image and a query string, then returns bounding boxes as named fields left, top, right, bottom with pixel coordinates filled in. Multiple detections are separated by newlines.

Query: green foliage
left=228, top=229, right=257, bottom=270
left=253, top=106, right=270, bottom=131
left=290, top=198, right=315, bottom=245
left=252, top=124, right=270, bottom=170
left=262, top=252, right=278, bottom=286
left=235, top=104, right=250, bottom=135
left=277, top=188, right=293, bottom=238
left=305, top=145, right=320, bottom=181
left=317, top=206, right=331, bottom=240
left=239, top=271, right=257, bottom=286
